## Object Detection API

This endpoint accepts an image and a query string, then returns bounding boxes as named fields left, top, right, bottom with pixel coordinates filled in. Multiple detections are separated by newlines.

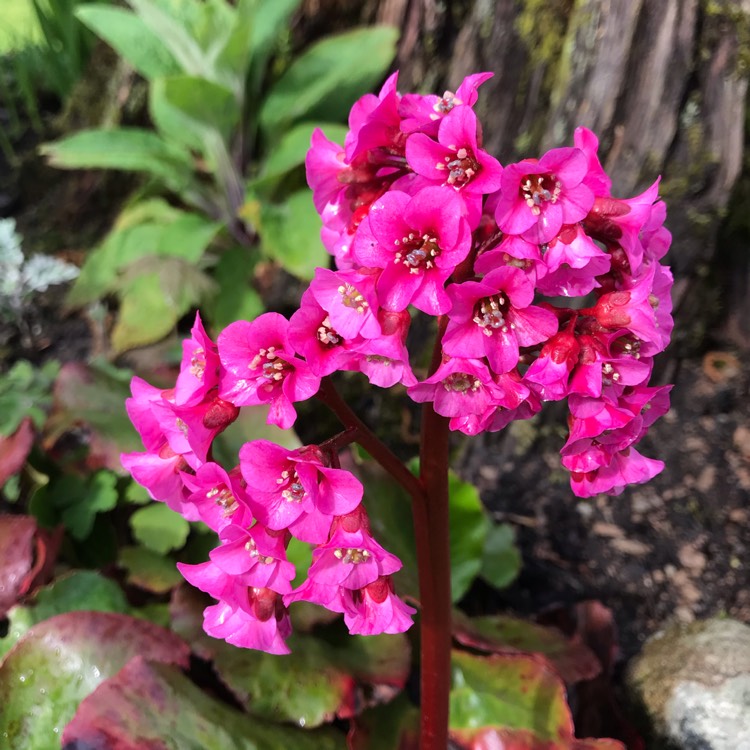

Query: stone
left=626, top=618, right=750, bottom=750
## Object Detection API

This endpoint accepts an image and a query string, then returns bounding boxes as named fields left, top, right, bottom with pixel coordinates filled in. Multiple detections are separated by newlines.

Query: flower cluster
left=308, top=71, right=672, bottom=495
left=123, top=70, right=673, bottom=653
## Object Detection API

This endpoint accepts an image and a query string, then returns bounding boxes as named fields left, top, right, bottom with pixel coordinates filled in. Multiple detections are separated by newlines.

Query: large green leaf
left=68, top=203, right=222, bottom=306
left=479, top=522, right=521, bottom=590
left=260, top=26, right=399, bottom=134
left=130, top=503, right=191, bottom=555
left=204, top=245, right=264, bottom=329
left=257, top=190, right=330, bottom=279
left=0, top=571, right=129, bottom=661
left=127, top=0, right=208, bottom=77
left=76, top=5, right=181, bottom=79
left=112, top=257, right=216, bottom=352
left=119, top=545, right=182, bottom=594
left=41, top=128, right=194, bottom=191
left=447, top=471, right=489, bottom=603
left=61, top=658, right=345, bottom=749
left=0, top=611, right=189, bottom=749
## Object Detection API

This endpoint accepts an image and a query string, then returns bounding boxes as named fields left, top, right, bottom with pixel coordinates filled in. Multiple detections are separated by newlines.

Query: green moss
left=701, top=0, right=750, bottom=75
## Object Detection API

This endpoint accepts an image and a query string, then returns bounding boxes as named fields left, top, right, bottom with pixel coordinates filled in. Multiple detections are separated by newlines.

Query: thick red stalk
left=416, top=315, right=452, bottom=750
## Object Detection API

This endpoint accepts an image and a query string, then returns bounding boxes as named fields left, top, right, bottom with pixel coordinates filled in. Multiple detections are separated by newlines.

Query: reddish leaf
left=62, top=656, right=343, bottom=750
left=22, top=525, right=64, bottom=595
left=0, top=611, right=190, bottom=747
left=0, top=514, right=37, bottom=616
left=453, top=612, right=601, bottom=684
left=451, top=727, right=626, bottom=749
left=0, top=417, right=34, bottom=486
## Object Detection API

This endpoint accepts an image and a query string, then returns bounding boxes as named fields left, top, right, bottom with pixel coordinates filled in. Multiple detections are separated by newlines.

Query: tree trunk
left=299, top=0, right=750, bottom=353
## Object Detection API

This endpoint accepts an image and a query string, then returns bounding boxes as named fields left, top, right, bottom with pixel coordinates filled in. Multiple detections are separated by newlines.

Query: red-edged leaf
left=0, top=515, right=37, bottom=616
left=21, top=525, right=64, bottom=597
left=453, top=612, right=601, bottom=684
left=0, top=611, right=190, bottom=747
left=62, top=656, right=343, bottom=750
left=449, top=651, right=625, bottom=750
left=0, top=417, right=34, bottom=486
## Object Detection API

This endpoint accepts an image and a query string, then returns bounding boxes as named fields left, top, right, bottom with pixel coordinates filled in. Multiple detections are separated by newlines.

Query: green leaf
left=450, top=650, right=572, bottom=741
left=130, top=503, right=190, bottom=554
left=0, top=359, right=58, bottom=434
left=447, top=472, right=489, bottom=603
left=257, top=190, right=330, bottom=279
left=75, top=5, right=181, bottom=79
left=204, top=245, right=264, bottom=329
left=159, top=75, right=239, bottom=142
left=60, top=470, right=119, bottom=541
left=260, top=26, right=399, bottom=134
left=68, top=204, right=222, bottom=306
left=349, top=693, right=419, bottom=750
left=112, top=257, right=216, bottom=353
left=127, top=0, right=208, bottom=77
left=251, top=121, right=349, bottom=194
left=63, top=659, right=344, bottom=750
left=119, top=545, right=182, bottom=594
left=0, top=611, right=189, bottom=749
left=479, top=523, right=521, bottom=590
left=0, top=571, right=129, bottom=661
left=40, top=128, right=194, bottom=191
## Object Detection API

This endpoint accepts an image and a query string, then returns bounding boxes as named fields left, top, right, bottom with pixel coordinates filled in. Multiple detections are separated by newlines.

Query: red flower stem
left=417, top=315, right=452, bottom=750
left=316, top=378, right=425, bottom=501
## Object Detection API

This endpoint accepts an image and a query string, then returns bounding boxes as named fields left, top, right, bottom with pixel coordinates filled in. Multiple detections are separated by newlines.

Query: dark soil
left=460, top=348, right=750, bottom=662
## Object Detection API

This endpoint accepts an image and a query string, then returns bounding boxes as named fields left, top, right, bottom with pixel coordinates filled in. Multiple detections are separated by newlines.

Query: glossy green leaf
left=258, top=190, right=331, bottom=279
left=479, top=522, right=521, bottom=590
left=119, top=545, right=182, bottom=593
left=260, top=26, right=399, bottom=134
left=130, top=503, right=190, bottom=554
left=40, top=128, right=194, bottom=191
left=62, top=658, right=345, bottom=750
left=447, top=472, right=489, bottom=602
left=0, top=612, right=189, bottom=749
left=60, top=470, right=119, bottom=540
left=0, top=571, right=129, bottom=661
left=450, top=650, right=571, bottom=740
left=76, top=5, right=181, bottom=79
left=452, top=613, right=602, bottom=685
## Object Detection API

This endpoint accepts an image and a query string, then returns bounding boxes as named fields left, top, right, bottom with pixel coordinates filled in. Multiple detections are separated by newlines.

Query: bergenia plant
left=124, top=71, right=673, bottom=749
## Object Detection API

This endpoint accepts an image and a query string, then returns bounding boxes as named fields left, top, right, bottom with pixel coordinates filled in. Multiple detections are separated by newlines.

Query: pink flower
left=494, top=147, right=595, bottom=244
left=218, top=313, right=321, bottom=429
left=570, top=446, right=664, bottom=498
left=443, top=266, right=559, bottom=373
left=174, top=312, right=221, bottom=407
left=239, top=441, right=363, bottom=543
left=524, top=329, right=581, bottom=401
left=353, top=186, right=472, bottom=314
left=181, top=462, right=252, bottom=532
left=574, top=127, right=611, bottom=198
left=342, top=576, right=416, bottom=636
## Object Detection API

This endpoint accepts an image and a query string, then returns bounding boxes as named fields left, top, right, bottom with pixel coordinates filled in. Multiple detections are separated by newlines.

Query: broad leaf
left=479, top=522, right=521, bottom=590
left=449, top=651, right=623, bottom=749
left=119, top=545, right=182, bottom=593
left=260, top=26, right=399, bottom=134
left=447, top=471, right=489, bottom=602
left=130, top=503, right=191, bottom=555
left=0, top=571, right=129, bottom=661
left=0, top=515, right=37, bottom=617
left=76, top=5, right=181, bottom=79
left=41, top=128, right=195, bottom=191
left=257, top=190, right=330, bottom=279
left=0, top=612, right=189, bottom=749
left=349, top=694, right=419, bottom=750
left=0, top=359, right=58, bottom=435
left=452, top=612, right=601, bottom=685
left=59, top=470, right=119, bottom=540
left=112, top=257, right=216, bottom=353
left=62, top=657, right=344, bottom=749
